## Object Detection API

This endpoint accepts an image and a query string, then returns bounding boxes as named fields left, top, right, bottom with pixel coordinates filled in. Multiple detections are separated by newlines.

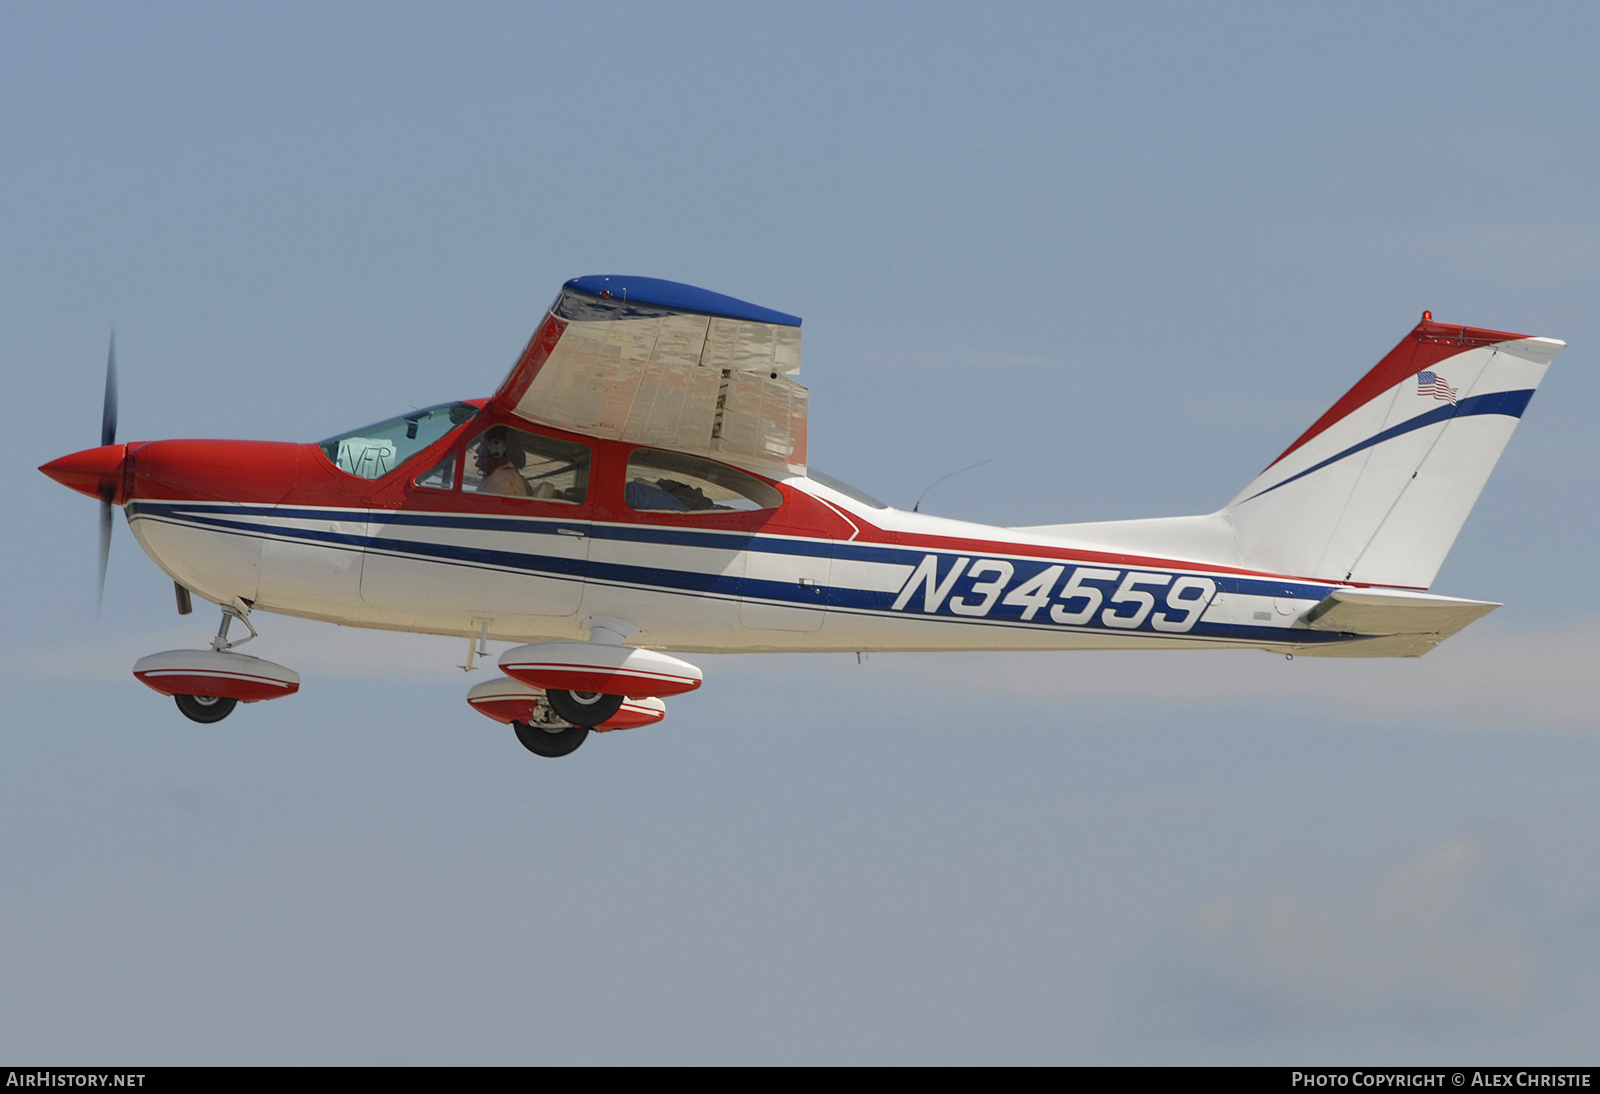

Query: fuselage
left=104, top=401, right=1349, bottom=656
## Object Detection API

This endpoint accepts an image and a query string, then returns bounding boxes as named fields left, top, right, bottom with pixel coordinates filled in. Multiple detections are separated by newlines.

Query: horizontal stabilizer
left=1292, top=588, right=1498, bottom=658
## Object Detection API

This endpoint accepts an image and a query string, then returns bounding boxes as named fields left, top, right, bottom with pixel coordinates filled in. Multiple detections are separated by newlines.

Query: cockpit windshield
left=319, top=403, right=479, bottom=480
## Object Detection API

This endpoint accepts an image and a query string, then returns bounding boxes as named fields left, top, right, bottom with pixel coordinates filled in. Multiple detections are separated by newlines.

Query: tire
left=544, top=689, right=623, bottom=728
left=513, top=719, right=589, bottom=758
left=175, top=693, right=238, bottom=724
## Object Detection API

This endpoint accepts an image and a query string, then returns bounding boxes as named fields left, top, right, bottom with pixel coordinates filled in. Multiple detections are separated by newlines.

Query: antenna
left=913, top=459, right=993, bottom=513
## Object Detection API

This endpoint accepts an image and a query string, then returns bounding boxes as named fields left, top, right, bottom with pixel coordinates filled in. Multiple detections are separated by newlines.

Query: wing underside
left=491, top=276, right=807, bottom=477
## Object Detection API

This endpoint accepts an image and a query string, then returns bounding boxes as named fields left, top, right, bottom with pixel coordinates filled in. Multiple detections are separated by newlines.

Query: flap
left=491, top=276, right=806, bottom=477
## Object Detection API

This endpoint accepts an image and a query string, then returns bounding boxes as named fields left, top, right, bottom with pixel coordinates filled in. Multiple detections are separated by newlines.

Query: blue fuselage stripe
left=127, top=501, right=1356, bottom=641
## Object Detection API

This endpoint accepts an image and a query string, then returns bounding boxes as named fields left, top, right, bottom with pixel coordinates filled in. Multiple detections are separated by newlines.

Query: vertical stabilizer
left=1224, top=317, right=1563, bottom=588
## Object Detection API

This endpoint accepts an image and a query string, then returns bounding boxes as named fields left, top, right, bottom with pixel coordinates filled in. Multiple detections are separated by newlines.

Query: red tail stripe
left=1268, top=319, right=1529, bottom=470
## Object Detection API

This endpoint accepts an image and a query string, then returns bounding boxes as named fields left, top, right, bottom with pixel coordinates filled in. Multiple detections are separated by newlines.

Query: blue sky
left=4, top=1, right=1599, bottom=1063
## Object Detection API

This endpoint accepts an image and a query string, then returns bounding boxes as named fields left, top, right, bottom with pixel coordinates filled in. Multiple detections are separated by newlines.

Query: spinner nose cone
left=40, top=444, right=130, bottom=502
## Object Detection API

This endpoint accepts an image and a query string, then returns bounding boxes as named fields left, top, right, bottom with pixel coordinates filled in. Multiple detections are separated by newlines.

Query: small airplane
left=40, top=276, right=1566, bottom=757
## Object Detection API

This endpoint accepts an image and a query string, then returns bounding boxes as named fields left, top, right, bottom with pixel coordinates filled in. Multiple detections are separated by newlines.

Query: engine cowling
left=467, top=677, right=666, bottom=731
left=497, top=641, right=702, bottom=699
left=132, top=649, right=300, bottom=702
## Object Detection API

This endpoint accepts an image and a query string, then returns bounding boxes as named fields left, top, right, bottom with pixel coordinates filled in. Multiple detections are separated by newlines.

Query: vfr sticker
left=890, top=554, right=1217, bottom=633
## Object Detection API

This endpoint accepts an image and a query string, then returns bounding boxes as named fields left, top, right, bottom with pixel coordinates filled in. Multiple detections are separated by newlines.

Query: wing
left=490, top=276, right=806, bottom=477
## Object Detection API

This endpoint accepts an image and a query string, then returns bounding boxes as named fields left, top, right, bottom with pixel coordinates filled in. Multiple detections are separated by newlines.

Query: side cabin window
left=462, top=426, right=590, bottom=503
left=413, top=454, right=456, bottom=491
left=320, top=403, right=479, bottom=480
left=624, top=449, right=781, bottom=514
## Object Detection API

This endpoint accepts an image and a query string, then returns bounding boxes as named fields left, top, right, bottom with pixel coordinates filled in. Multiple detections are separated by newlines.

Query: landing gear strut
left=170, top=604, right=259, bottom=723
left=165, top=606, right=254, bottom=723
left=209, top=602, right=257, bottom=652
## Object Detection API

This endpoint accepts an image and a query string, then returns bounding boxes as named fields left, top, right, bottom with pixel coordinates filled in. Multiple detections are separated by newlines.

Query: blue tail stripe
left=1244, top=388, right=1534, bottom=503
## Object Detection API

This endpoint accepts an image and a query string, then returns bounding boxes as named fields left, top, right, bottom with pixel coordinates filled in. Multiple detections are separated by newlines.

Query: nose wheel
left=513, top=720, right=589, bottom=757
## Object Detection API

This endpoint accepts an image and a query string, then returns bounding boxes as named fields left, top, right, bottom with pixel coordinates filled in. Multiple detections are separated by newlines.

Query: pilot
left=474, top=429, right=532, bottom=498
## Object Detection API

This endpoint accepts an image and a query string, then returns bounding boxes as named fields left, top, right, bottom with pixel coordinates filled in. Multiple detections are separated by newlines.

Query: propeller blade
left=97, top=332, right=118, bottom=611
left=101, top=332, right=118, bottom=448
left=97, top=497, right=113, bottom=611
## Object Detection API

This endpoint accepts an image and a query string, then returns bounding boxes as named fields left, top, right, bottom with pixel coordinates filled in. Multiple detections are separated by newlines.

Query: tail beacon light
left=132, top=649, right=301, bottom=702
left=467, top=677, right=667, bottom=731
left=497, top=642, right=702, bottom=699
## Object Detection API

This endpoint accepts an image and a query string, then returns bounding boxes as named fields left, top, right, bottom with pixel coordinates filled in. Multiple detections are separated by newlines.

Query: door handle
left=557, top=527, right=586, bottom=538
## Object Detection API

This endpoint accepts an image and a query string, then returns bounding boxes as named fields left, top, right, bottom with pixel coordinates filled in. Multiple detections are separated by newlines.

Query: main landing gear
left=175, top=693, right=238, bottom=724
left=544, top=688, right=623, bottom=727
left=509, top=690, right=623, bottom=756
left=467, top=677, right=670, bottom=759
left=505, top=690, right=620, bottom=757
left=466, top=628, right=692, bottom=758
left=500, top=690, right=596, bottom=757
left=512, top=720, right=589, bottom=758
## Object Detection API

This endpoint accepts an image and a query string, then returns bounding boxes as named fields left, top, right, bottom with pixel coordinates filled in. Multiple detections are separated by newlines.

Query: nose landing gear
left=132, top=601, right=300, bottom=723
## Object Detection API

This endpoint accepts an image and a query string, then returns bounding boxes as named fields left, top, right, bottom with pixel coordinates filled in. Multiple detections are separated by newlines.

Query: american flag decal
left=1416, top=370, right=1458, bottom=405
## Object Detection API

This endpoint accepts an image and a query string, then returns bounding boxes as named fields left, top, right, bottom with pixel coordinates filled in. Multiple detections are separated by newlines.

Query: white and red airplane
left=40, top=277, right=1565, bottom=756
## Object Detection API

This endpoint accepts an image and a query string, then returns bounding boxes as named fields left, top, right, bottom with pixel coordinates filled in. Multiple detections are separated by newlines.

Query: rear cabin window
left=624, top=449, right=781, bottom=514
left=808, top=469, right=889, bottom=509
left=462, top=426, right=590, bottom=503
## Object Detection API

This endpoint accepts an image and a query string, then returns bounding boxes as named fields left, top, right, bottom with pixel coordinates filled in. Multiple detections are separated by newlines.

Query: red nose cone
left=40, top=444, right=130, bottom=502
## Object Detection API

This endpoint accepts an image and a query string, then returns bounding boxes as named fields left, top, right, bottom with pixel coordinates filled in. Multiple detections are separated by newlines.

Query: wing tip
left=561, top=275, right=801, bottom=327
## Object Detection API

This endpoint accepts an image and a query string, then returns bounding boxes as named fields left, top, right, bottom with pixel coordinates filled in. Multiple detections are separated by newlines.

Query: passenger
left=656, top=478, right=715, bottom=510
left=626, top=478, right=689, bottom=511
